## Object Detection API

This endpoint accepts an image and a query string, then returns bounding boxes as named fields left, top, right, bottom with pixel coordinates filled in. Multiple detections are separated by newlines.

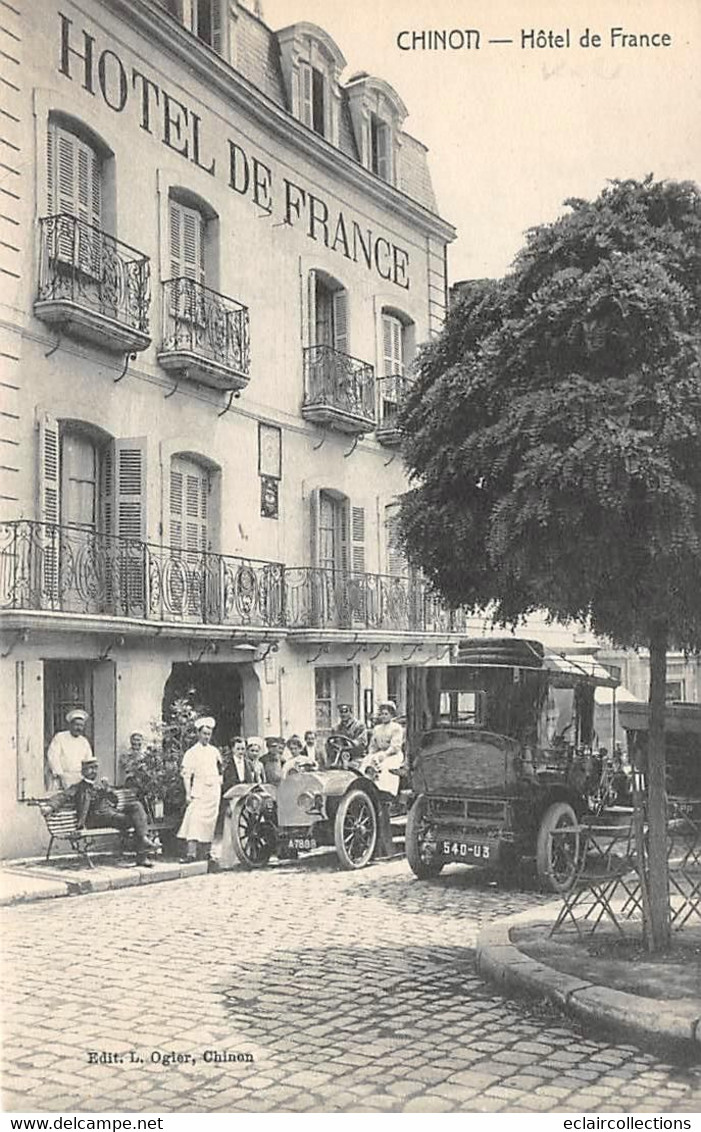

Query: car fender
left=222, top=783, right=277, bottom=803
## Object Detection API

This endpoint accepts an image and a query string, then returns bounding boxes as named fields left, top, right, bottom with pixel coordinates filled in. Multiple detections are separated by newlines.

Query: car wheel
left=536, top=801, right=580, bottom=892
left=230, top=797, right=273, bottom=869
left=334, top=788, right=377, bottom=870
left=406, top=794, right=444, bottom=879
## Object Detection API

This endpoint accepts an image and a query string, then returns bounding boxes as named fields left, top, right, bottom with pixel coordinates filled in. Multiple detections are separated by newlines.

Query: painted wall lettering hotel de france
left=0, top=0, right=458, bottom=860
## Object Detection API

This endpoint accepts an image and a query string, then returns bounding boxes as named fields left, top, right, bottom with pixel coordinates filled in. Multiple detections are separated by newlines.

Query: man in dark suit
left=47, top=756, right=158, bottom=867
left=221, top=736, right=253, bottom=791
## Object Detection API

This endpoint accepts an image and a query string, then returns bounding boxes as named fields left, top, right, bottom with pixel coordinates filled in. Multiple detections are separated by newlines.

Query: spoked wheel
left=406, top=794, right=444, bottom=879
left=334, top=788, right=378, bottom=869
left=230, top=797, right=274, bottom=869
left=536, top=801, right=580, bottom=892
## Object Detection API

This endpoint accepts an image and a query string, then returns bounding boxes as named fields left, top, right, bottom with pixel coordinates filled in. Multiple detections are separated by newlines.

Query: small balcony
left=375, top=374, right=409, bottom=447
left=284, top=566, right=467, bottom=636
left=0, top=521, right=283, bottom=632
left=34, top=215, right=151, bottom=353
left=158, top=278, right=251, bottom=391
left=302, top=345, right=376, bottom=434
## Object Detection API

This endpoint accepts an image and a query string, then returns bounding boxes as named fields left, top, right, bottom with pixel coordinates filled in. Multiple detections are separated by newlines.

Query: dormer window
left=345, top=75, right=408, bottom=188
left=277, top=23, right=346, bottom=145
left=162, top=0, right=222, bottom=52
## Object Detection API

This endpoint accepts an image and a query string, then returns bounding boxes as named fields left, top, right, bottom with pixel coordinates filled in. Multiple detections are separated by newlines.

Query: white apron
left=178, top=742, right=222, bottom=843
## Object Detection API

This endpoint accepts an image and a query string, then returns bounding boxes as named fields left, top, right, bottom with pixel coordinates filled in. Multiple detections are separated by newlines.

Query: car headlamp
left=297, top=791, right=324, bottom=815
left=244, top=793, right=262, bottom=814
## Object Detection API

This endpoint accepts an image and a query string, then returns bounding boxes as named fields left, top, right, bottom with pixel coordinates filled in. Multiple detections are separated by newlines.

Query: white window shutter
left=169, top=199, right=204, bottom=283
left=300, top=62, right=313, bottom=127
left=115, top=439, right=147, bottom=542
left=376, top=121, right=390, bottom=181
left=307, top=269, right=317, bottom=348
left=37, top=411, right=60, bottom=604
left=383, top=313, right=404, bottom=377
left=211, top=0, right=222, bottom=52
left=333, top=289, right=349, bottom=355
left=351, top=504, right=365, bottom=573
left=38, top=411, right=60, bottom=526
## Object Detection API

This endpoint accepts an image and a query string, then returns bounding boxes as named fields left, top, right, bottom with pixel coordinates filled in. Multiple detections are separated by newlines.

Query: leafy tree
left=401, top=177, right=701, bottom=950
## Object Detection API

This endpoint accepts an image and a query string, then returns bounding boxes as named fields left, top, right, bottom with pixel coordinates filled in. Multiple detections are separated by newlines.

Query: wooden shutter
left=383, top=313, right=404, bottom=377
left=350, top=504, right=365, bottom=573
left=38, top=411, right=60, bottom=526
left=309, top=487, right=320, bottom=566
left=211, top=0, right=222, bottom=52
left=170, top=465, right=183, bottom=549
left=115, top=439, right=147, bottom=542
left=385, top=502, right=406, bottom=576
left=376, top=121, right=390, bottom=181
left=115, top=438, right=147, bottom=615
left=307, top=269, right=317, bottom=348
left=37, top=411, right=60, bottom=605
left=333, top=289, right=349, bottom=355
left=47, top=123, right=101, bottom=224
left=299, top=62, right=313, bottom=127
left=169, top=199, right=204, bottom=283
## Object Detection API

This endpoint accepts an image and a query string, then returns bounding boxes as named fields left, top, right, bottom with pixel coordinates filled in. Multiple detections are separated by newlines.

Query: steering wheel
left=325, top=733, right=359, bottom=768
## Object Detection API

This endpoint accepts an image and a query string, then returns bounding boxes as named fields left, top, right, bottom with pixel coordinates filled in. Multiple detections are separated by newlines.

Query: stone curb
left=0, top=859, right=208, bottom=905
left=475, top=906, right=701, bottom=1049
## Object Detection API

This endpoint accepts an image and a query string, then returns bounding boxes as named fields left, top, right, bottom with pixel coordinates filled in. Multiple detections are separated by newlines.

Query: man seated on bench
left=46, top=756, right=158, bottom=868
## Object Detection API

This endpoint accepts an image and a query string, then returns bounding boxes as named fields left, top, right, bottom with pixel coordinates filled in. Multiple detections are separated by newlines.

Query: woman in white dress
left=178, top=716, right=222, bottom=863
left=359, top=701, right=405, bottom=796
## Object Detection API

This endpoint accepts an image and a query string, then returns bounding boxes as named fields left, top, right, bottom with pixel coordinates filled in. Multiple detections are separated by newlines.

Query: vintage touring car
left=225, top=734, right=402, bottom=871
left=404, top=637, right=619, bottom=891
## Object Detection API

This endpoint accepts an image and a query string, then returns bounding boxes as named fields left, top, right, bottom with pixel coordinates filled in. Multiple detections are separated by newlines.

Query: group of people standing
left=43, top=698, right=406, bottom=867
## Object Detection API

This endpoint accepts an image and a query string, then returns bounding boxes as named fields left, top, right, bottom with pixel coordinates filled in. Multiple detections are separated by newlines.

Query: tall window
left=315, top=490, right=365, bottom=575
left=37, top=415, right=147, bottom=613
left=370, top=114, right=391, bottom=181
left=312, top=275, right=348, bottom=354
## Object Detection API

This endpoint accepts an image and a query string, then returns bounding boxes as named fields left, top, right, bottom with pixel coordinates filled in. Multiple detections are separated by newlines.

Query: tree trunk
left=646, top=623, right=670, bottom=951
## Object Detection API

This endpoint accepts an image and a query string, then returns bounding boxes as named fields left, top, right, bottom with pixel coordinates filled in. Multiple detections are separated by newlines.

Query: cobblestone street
left=2, top=858, right=701, bottom=1113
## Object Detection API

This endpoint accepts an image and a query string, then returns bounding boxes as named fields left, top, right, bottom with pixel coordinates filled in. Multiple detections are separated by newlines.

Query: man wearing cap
left=46, top=755, right=158, bottom=867
left=332, top=704, right=367, bottom=756
left=46, top=709, right=93, bottom=791
left=178, top=716, right=222, bottom=863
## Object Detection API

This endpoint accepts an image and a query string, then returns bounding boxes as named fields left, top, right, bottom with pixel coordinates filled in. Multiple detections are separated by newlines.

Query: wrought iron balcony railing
left=376, top=374, right=410, bottom=445
left=35, top=214, right=151, bottom=351
left=158, top=277, right=251, bottom=391
left=302, top=345, right=376, bottom=433
left=0, top=522, right=283, bottom=629
left=284, top=567, right=468, bottom=634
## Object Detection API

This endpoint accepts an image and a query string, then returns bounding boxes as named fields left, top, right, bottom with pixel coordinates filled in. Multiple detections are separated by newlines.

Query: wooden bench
left=31, top=789, right=169, bottom=868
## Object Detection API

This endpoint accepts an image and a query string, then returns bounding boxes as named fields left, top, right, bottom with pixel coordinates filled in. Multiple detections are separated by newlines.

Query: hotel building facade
left=0, top=0, right=464, bottom=857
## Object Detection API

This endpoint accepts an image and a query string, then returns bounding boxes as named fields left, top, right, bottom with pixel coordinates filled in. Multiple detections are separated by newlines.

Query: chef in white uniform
left=178, top=716, right=222, bottom=863
left=46, top=709, right=93, bottom=790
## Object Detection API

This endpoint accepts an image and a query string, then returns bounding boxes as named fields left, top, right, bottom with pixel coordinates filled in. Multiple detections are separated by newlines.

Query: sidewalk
left=476, top=905, right=701, bottom=1051
left=0, top=853, right=208, bottom=905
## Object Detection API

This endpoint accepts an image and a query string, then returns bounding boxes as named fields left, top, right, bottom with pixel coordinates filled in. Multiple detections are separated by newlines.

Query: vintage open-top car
left=225, top=734, right=398, bottom=870
left=404, top=637, right=620, bottom=892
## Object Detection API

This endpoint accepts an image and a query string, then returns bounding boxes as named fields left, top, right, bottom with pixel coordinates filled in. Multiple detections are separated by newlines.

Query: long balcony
left=0, top=521, right=283, bottom=632
left=375, top=374, right=410, bottom=447
left=34, top=214, right=151, bottom=353
left=285, top=567, right=469, bottom=637
left=302, top=345, right=376, bottom=434
left=158, top=278, right=251, bottom=391
left=0, top=523, right=468, bottom=641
